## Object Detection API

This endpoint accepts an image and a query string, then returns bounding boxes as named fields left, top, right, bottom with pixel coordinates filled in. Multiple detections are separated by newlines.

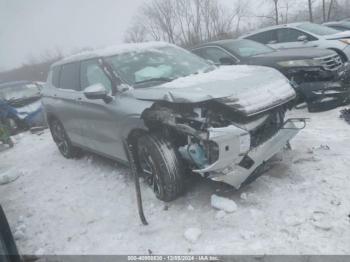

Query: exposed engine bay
left=142, top=100, right=304, bottom=188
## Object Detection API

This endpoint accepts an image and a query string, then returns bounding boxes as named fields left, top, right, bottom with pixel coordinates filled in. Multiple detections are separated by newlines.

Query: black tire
left=49, top=118, right=81, bottom=159
left=137, top=134, right=185, bottom=202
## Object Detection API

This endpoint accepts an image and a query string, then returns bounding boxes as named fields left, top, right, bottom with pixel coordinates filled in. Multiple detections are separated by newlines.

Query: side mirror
left=84, top=83, right=108, bottom=100
left=297, top=35, right=308, bottom=42
left=84, top=83, right=112, bottom=103
left=219, top=57, right=236, bottom=65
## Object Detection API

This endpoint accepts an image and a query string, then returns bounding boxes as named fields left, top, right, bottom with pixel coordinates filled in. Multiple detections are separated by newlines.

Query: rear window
left=58, top=62, right=80, bottom=91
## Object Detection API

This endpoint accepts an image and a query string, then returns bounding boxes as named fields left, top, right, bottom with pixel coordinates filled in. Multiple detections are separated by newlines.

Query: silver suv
left=43, top=42, right=303, bottom=201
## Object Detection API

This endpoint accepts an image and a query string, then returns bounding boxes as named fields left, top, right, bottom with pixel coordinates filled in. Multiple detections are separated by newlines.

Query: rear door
left=53, top=62, right=86, bottom=145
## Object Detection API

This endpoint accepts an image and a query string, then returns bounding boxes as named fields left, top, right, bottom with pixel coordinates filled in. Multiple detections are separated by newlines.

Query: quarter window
left=80, top=59, right=112, bottom=93
left=58, top=62, right=80, bottom=91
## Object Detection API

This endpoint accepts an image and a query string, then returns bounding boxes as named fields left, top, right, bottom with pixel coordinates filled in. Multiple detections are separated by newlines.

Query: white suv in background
left=240, top=22, right=350, bottom=62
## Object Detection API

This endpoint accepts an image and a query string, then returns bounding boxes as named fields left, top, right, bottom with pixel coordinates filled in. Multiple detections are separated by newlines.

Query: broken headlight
left=278, top=59, right=322, bottom=68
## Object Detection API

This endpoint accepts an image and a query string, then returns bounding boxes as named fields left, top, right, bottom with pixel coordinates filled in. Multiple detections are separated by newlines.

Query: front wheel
left=137, top=134, right=185, bottom=202
left=49, top=119, right=81, bottom=158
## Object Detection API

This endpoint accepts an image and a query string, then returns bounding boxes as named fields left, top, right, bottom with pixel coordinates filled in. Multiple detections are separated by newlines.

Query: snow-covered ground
left=0, top=107, right=349, bottom=255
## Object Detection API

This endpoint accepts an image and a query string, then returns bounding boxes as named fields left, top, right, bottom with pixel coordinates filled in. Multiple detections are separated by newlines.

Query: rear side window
left=246, top=30, right=277, bottom=44
left=59, top=62, right=80, bottom=91
left=51, top=66, right=61, bottom=88
left=276, top=28, right=317, bottom=42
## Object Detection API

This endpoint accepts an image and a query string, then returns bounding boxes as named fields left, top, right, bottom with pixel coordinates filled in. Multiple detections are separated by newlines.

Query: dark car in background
left=191, top=39, right=350, bottom=111
left=324, top=21, right=350, bottom=32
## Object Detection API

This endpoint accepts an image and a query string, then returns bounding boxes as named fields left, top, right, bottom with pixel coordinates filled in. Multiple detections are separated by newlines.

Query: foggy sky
left=0, top=0, right=145, bottom=71
left=0, top=0, right=286, bottom=71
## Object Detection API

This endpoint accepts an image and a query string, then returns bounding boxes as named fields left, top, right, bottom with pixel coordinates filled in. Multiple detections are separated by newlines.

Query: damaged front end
left=142, top=100, right=305, bottom=188
left=290, top=59, right=350, bottom=112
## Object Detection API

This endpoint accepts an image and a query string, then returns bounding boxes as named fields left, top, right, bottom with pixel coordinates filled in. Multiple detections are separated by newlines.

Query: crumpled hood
left=130, top=65, right=296, bottom=116
left=324, top=30, right=350, bottom=40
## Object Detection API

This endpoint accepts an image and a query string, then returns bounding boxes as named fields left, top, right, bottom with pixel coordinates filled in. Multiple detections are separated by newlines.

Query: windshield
left=105, top=46, right=213, bottom=86
left=297, top=23, right=340, bottom=36
left=0, top=83, right=40, bottom=101
left=221, top=39, right=274, bottom=57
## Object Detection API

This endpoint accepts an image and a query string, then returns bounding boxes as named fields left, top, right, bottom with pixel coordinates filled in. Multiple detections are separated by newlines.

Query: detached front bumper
left=193, top=119, right=304, bottom=189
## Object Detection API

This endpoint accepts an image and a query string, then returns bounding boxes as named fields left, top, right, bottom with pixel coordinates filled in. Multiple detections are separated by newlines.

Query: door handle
left=76, top=97, right=82, bottom=101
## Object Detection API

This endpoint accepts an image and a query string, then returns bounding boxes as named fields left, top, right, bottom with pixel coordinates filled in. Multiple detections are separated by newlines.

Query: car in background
left=191, top=39, right=350, bottom=111
left=324, top=21, right=350, bottom=31
left=42, top=42, right=304, bottom=201
left=240, top=22, right=350, bottom=62
left=0, top=81, right=46, bottom=134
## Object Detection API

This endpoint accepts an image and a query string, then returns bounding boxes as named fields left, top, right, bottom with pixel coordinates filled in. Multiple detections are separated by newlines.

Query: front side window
left=80, top=59, right=112, bottom=93
left=246, top=30, right=278, bottom=44
left=197, top=47, right=236, bottom=64
left=297, top=23, right=340, bottom=36
left=105, top=46, right=212, bottom=86
left=59, top=62, right=80, bottom=91
left=221, top=40, right=274, bottom=57
left=276, top=28, right=317, bottom=42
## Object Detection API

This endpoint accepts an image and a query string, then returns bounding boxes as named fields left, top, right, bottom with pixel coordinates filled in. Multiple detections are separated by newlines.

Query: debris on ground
left=0, top=167, right=20, bottom=185
left=215, top=210, right=226, bottom=219
left=310, top=211, right=333, bottom=231
left=340, top=108, right=350, bottom=124
left=184, top=227, right=202, bottom=243
left=30, top=126, right=46, bottom=135
left=210, top=194, right=237, bottom=213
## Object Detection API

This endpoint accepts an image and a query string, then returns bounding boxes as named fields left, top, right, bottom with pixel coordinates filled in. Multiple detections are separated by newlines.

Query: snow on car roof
left=240, top=22, right=306, bottom=39
left=52, top=41, right=174, bottom=67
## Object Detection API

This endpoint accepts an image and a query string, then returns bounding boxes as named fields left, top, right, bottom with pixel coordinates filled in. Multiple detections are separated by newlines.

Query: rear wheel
left=49, top=119, right=81, bottom=158
left=137, top=134, right=185, bottom=202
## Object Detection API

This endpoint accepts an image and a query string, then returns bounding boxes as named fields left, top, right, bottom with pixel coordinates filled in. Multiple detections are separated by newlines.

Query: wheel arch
left=327, top=48, right=348, bottom=62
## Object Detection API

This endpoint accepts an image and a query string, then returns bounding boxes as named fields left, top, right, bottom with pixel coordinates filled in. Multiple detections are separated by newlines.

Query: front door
left=78, top=58, right=124, bottom=159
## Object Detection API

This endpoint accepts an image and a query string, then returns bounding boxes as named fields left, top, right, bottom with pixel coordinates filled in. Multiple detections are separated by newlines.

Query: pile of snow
left=184, top=228, right=202, bottom=243
left=210, top=194, right=237, bottom=213
left=1, top=107, right=350, bottom=254
left=0, top=167, right=20, bottom=185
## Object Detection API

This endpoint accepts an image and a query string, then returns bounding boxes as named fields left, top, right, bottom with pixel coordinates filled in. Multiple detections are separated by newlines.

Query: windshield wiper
left=134, top=77, right=174, bottom=85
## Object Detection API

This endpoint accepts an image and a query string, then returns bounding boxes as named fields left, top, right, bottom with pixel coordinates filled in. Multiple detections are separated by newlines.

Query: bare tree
left=308, top=0, right=314, bottom=22
left=273, top=0, right=279, bottom=24
left=125, top=0, right=242, bottom=47
left=327, top=0, right=335, bottom=21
